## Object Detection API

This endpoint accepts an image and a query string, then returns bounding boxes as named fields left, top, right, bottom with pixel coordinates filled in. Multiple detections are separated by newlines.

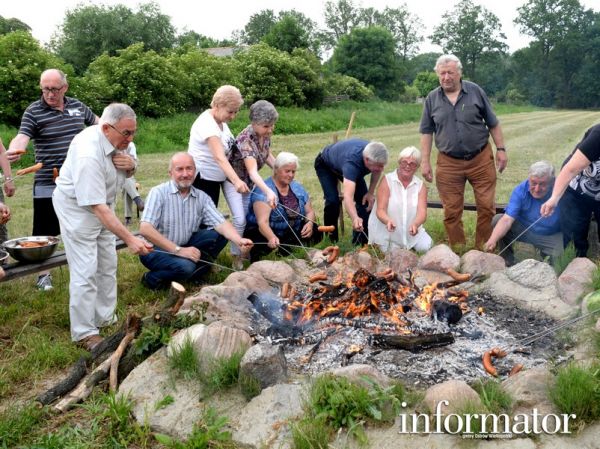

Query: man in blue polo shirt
left=484, top=161, right=562, bottom=265
left=314, top=138, right=388, bottom=244
left=7, top=68, right=99, bottom=290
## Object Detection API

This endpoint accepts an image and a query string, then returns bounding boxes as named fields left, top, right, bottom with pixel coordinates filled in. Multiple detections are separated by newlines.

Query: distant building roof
left=204, top=46, right=248, bottom=57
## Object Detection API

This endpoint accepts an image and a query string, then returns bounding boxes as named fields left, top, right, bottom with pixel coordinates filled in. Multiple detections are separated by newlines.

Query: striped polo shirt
left=18, top=96, right=96, bottom=197
left=141, top=180, right=226, bottom=245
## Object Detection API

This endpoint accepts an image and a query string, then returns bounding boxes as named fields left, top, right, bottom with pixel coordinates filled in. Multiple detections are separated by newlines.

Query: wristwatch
left=496, top=147, right=506, bottom=152
left=174, top=246, right=181, bottom=253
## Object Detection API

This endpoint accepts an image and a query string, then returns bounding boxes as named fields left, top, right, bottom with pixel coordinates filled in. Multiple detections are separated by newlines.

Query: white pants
left=53, top=190, right=117, bottom=341
left=223, top=180, right=250, bottom=256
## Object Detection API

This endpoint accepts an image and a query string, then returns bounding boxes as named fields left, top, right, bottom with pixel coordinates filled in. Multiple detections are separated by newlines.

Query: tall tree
left=322, top=0, right=362, bottom=48
left=263, top=15, right=310, bottom=53
left=0, top=16, right=31, bottom=35
left=513, top=0, right=590, bottom=107
left=332, top=26, right=404, bottom=100
left=430, top=0, right=507, bottom=81
left=240, top=10, right=276, bottom=44
left=377, top=6, right=423, bottom=60
left=51, top=2, right=175, bottom=74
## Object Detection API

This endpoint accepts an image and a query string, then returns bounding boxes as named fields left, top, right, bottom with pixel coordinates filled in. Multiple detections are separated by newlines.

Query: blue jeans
left=559, top=188, right=600, bottom=257
left=139, top=229, right=227, bottom=289
left=314, top=153, right=369, bottom=244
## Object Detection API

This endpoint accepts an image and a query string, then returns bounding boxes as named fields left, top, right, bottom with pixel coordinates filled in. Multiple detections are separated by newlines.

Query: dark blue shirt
left=505, top=179, right=561, bottom=235
left=321, top=138, right=370, bottom=182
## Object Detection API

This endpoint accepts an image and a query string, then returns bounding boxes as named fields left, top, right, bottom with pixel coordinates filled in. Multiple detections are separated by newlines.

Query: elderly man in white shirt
left=53, top=103, right=151, bottom=351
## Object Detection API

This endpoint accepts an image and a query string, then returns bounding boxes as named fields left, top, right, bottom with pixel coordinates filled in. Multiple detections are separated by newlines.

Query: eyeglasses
left=108, top=123, right=136, bottom=138
left=400, top=161, right=418, bottom=169
left=41, top=86, right=65, bottom=94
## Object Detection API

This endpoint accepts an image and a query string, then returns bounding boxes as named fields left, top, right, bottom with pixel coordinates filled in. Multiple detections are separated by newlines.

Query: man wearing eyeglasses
left=53, top=103, right=152, bottom=351
left=7, top=69, right=99, bottom=291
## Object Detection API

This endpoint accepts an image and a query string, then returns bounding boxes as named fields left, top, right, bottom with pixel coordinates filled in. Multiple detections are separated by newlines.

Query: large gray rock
left=388, top=248, right=419, bottom=273
left=481, top=259, right=574, bottom=320
left=240, top=342, right=288, bottom=389
left=418, top=244, right=460, bottom=272
left=461, top=249, right=506, bottom=277
left=558, top=257, right=597, bottom=305
left=247, top=260, right=302, bottom=283
left=343, top=250, right=379, bottom=272
left=180, top=284, right=255, bottom=331
left=231, top=383, right=304, bottom=449
left=423, top=379, right=482, bottom=414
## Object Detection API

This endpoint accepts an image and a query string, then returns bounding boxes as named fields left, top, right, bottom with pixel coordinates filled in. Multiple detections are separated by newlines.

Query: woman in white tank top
left=368, top=146, right=432, bottom=252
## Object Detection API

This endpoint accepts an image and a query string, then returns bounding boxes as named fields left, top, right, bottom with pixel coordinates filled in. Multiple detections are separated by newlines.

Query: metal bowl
left=2, top=236, right=60, bottom=263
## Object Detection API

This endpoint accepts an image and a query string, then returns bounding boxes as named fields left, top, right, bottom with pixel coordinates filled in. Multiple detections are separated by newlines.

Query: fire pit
left=247, top=263, right=568, bottom=387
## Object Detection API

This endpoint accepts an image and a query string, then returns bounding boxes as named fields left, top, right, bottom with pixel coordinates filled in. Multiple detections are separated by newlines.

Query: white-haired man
left=53, top=103, right=151, bottom=351
left=420, top=54, right=507, bottom=249
left=484, top=161, right=562, bottom=265
left=314, top=138, right=389, bottom=244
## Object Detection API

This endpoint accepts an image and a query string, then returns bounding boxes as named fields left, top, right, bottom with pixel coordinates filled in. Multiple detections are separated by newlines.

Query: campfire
left=248, top=257, right=568, bottom=386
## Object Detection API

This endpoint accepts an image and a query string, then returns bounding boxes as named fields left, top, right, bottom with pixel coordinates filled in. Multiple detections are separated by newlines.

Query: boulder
left=418, top=244, right=460, bottom=272
left=240, top=342, right=288, bottom=389
left=461, top=249, right=506, bottom=277
left=423, top=379, right=482, bottom=414
left=558, top=257, right=597, bottom=305
left=481, top=259, right=574, bottom=320
left=388, top=248, right=419, bottom=273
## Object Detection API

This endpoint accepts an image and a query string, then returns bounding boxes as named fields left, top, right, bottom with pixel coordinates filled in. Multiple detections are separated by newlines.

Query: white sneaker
left=37, top=274, right=53, bottom=291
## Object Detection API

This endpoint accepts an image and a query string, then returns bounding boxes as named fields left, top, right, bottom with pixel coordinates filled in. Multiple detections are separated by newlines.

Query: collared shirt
left=419, top=80, right=499, bottom=157
left=141, top=180, right=225, bottom=245
left=320, top=138, right=371, bottom=182
left=18, top=96, right=96, bottom=196
left=505, top=179, right=561, bottom=235
left=188, top=109, right=235, bottom=182
left=56, top=125, right=131, bottom=208
left=230, top=124, right=272, bottom=189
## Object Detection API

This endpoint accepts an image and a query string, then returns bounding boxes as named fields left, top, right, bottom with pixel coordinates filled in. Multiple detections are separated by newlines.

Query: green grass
left=473, top=379, right=513, bottom=415
left=169, top=336, right=200, bottom=380
left=549, top=363, right=600, bottom=427
left=202, top=351, right=245, bottom=394
left=553, top=242, right=577, bottom=275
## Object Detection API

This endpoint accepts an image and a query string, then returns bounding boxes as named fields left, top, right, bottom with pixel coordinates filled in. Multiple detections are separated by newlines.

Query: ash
left=249, top=290, right=571, bottom=386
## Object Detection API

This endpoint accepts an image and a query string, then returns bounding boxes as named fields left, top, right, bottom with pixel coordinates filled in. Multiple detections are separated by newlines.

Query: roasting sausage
left=446, top=268, right=471, bottom=282
left=281, top=282, right=290, bottom=298
left=53, top=167, right=59, bottom=182
left=16, top=162, right=43, bottom=176
left=509, top=363, right=524, bottom=377
left=11, top=149, right=27, bottom=155
left=322, top=246, right=335, bottom=256
left=309, top=272, right=328, bottom=283
left=288, top=286, right=296, bottom=299
left=482, top=347, right=508, bottom=377
left=317, top=225, right=336, bottom=233
left=326, top=246, right=339, bottom=264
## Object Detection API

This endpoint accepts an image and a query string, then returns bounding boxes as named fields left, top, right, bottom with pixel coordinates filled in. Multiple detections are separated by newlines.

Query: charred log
left=369, top=332, right=455, bottom=352
left=36, top=357, right=87, bottom=406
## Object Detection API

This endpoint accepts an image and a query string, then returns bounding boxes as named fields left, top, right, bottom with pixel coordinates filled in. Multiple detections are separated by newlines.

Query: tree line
left=0, top=0, right=598, bottom=125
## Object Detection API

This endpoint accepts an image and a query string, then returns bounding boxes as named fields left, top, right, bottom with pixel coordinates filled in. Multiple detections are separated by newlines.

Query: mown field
left=1, top=107, right=600, bottom=448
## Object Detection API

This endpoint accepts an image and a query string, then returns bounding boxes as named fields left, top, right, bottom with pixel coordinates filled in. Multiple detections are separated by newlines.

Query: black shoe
left=141, top=272, right=165, bottom=290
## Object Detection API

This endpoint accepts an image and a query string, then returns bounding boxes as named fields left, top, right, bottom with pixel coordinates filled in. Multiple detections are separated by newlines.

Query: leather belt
left=446, top=142, right=489, bottom=161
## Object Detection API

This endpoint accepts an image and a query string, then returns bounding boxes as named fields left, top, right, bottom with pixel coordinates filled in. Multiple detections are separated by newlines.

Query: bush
left=0, top=31, right=66, bottom=125
left=81, top=43, right=189, bottom=117
left=169, top=48, right=239, bottom=111
left=323, top=73, right=374, bottom=102
left=234, top=43, right=323, bottom=108
left=412, top=71, right=439, bottom=98
left=549, top=363, right=600, bottom=426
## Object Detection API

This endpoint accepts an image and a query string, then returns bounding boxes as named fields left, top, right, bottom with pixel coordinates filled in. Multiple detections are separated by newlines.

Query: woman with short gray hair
left=368, top=146, right=432, bottom=252
left=226, top=100, right=280, bottom=269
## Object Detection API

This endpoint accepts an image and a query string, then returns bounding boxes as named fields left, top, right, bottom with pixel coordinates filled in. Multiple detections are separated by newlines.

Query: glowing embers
left=281, top=268, right=469, bottom=331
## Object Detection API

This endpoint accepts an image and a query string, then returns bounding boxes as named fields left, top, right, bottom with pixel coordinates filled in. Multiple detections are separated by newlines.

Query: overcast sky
left=3, top=0, right=598, bottom=53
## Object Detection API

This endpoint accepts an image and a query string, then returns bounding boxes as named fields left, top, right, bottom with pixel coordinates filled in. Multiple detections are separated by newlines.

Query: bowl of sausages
left=3, top=236, right=60, bottom=263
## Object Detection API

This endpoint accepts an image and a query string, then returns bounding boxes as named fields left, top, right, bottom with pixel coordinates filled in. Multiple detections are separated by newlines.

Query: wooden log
left=369, top=332, right=455, bottom=351
left=53, top=356, right=112, bottom=413
left=36, top=357, right=88, bottom=405
left=109, top=315, right=141, bottom=391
